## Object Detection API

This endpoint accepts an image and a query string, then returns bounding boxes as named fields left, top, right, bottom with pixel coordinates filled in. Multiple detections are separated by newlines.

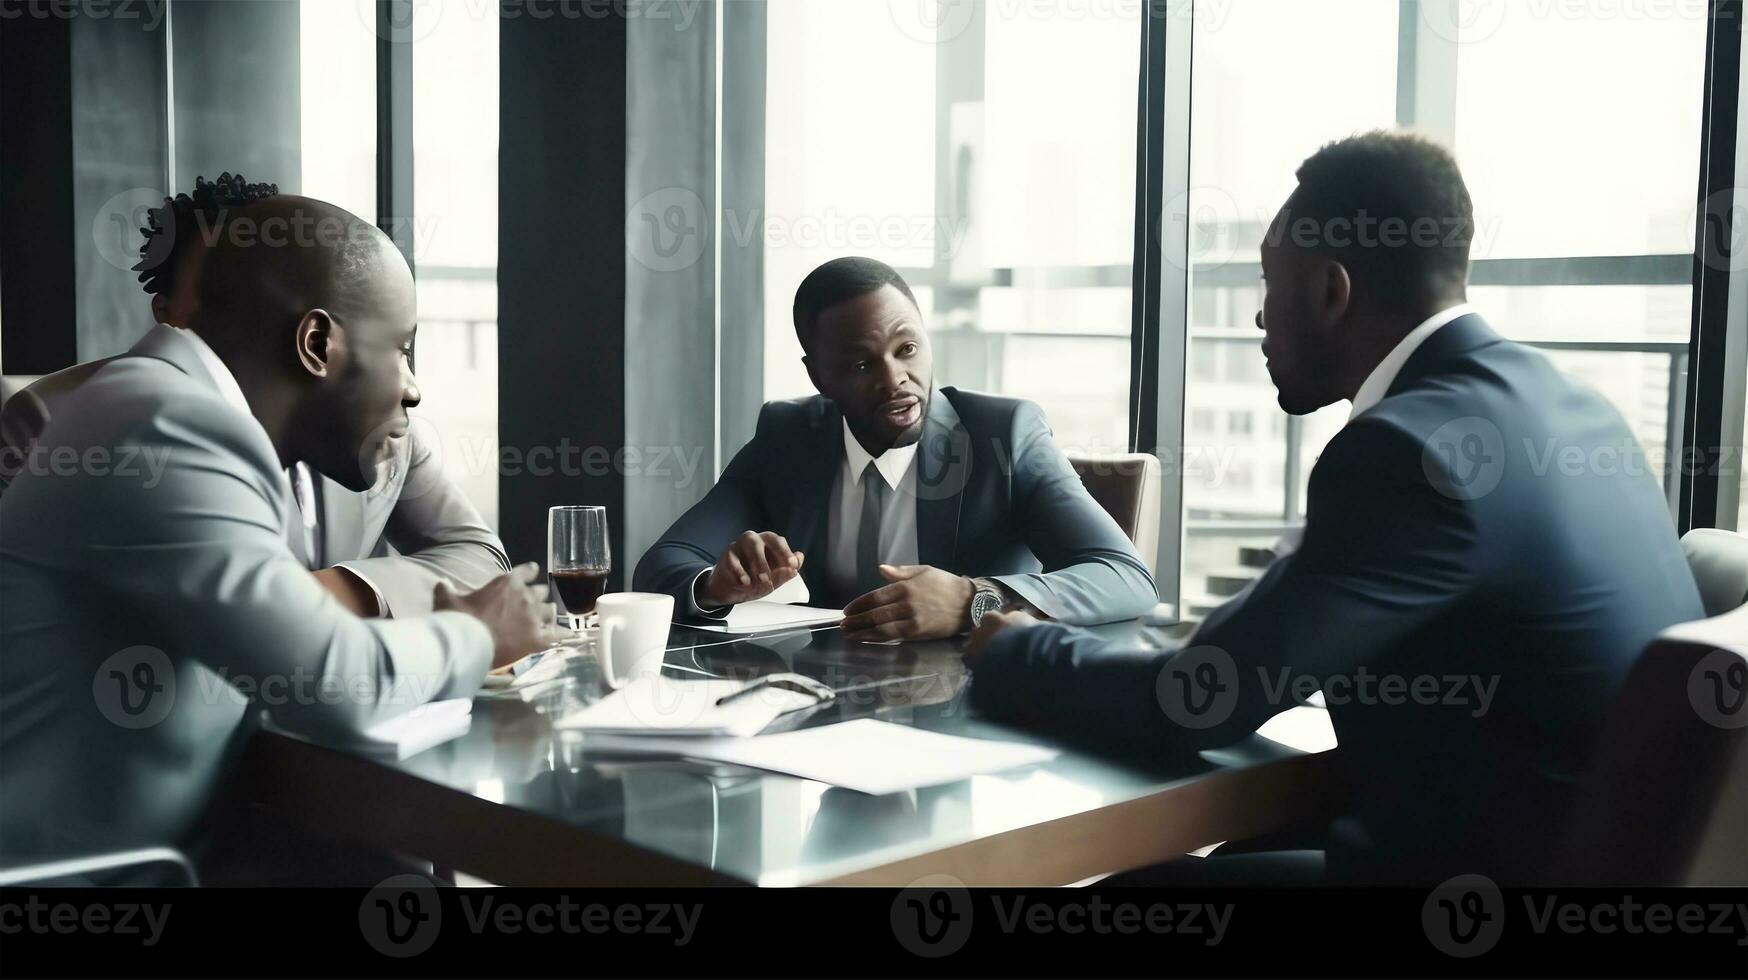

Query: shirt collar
left=841, top=418, right=918, bottom=491
left=1348, top=303, right=1475, bottom=421
left=176, top=325, right=254, bottom=418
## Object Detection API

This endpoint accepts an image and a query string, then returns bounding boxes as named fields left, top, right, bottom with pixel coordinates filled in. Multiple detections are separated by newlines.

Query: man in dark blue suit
left=634, top=257, right=1157, bottom=641
left=966, top=132, right=1705, bottom=884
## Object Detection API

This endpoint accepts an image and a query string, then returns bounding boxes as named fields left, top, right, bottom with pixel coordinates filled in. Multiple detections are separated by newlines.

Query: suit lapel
left=914, top=388, right=968, bottom=570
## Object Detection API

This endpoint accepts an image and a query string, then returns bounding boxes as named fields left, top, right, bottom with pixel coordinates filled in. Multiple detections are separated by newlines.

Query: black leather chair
left=1682, top=527, right=1748, bottom=616
left=1066, top=451, right=1161, bottom=579
left=1553, top=603, right=1748, bottom=885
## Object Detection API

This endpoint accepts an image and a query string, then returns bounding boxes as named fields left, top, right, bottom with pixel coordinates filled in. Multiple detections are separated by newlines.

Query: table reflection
left=361, top=622, right=1248, bottom=884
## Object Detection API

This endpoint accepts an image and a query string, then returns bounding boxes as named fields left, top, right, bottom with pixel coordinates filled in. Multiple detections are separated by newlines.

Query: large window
left=761, top=0, right=1140, bottom=453
left=301, top=0, right=500, bottom=530
left=298, top=2, right=377, bottom=221
left=1179, top=0, right=1708, bottom=616
left=411, top=0, right=501, bottom=528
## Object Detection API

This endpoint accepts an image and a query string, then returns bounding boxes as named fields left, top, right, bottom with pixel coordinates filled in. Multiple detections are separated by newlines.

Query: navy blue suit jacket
left=971, top=315, right=1705, bottom=882
left=632, top=387, right=1157, bottom=623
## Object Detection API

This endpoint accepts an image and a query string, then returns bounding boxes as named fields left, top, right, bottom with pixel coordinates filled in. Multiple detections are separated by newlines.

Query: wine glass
left=548, top=505, right=611, bottom=631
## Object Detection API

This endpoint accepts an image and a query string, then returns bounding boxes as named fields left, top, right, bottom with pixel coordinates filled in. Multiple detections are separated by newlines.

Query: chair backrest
left=1682, top=527, right=1748, bottom=617
left=0, top=375, right=42, bottom=407
left=1066, top=452, right=1161, bottom=578
left=1553, top=604, right=1748, bottom=885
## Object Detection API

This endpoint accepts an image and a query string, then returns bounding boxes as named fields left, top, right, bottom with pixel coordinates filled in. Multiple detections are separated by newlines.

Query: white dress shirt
left=826, top=419, right=921, bottom=600
left=1348, top=302, right=1475, bottom=421
left=688, top=419, right=923, bottom=616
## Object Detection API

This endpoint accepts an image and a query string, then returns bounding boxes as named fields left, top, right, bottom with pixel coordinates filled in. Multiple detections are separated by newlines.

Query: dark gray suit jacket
left=970, top=315, right=1706, bottom=882
left=633, top=387, right=1157, bottom=624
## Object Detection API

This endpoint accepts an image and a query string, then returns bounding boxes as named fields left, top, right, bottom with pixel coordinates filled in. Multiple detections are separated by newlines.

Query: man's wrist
left=966, top=577, right=1006, bottom=631
left=690, top=567, right=731, bottom=618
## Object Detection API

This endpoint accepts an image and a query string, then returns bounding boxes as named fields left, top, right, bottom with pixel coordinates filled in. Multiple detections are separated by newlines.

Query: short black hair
left=134, top=172, right=280, bottom=299
left=1285, top=131, right=1472, bottom=309
left=791, top=256, right=919, bottom=351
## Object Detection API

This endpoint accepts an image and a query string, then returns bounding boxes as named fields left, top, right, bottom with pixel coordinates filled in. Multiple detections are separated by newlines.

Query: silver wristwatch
left=969, top=580, right=1006, bottom=628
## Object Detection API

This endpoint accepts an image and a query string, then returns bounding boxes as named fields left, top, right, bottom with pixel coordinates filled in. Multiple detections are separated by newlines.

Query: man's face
left=803, top=284, right=933, bottom=452
left=299, top=245, right=422, bottom=492
left=1257, top=200, right=1346, bottom=416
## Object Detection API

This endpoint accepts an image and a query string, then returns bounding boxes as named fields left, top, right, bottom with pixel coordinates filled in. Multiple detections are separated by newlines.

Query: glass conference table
left=241, top=621, right=1344, bottom=886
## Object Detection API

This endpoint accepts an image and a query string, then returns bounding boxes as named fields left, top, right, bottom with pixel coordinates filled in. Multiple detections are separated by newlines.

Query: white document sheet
left=688, top=602, right=844, bottom=634
left=583, top=719, right=1059, bottom=795
left=682, top=575, right=844, bottom=634
left=355, top=699, right=473, bottom=760
left=556, top=676, right=821, bottom=737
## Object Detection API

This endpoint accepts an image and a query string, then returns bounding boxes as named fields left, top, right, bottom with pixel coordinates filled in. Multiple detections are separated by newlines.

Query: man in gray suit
left=0, top=173, right=509, bottom=617
left=633, top=257, right=1157, bottom=640
left=0, top=193, right=546, bottom=866
left=965, top=133, right=1705, bottom=884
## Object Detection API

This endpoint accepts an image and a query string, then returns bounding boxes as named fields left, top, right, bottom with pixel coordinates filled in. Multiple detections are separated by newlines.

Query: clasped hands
left=698, top=529, right=980, bottom=642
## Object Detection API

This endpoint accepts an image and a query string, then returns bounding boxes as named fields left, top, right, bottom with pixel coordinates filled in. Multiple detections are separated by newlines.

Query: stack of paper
left=685, top=574, right=843, bottom=634
left=556, top=676, right=822, bottom=737
left=691, top=602, right=843, bottom=634
left=355, top=699, right=473, bottom=760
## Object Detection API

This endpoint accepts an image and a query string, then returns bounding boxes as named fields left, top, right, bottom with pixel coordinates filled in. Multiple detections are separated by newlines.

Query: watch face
left=972, top=590, right=1000, bottom=624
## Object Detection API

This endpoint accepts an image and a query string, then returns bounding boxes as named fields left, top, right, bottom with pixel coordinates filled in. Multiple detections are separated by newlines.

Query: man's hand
left=700, top=531, right=804, bottom=607
left=433, top=561, right=548, bottom=669
left=841, top=564, right=975, bottom=642
left=963, top=609, right=1042, bottom=667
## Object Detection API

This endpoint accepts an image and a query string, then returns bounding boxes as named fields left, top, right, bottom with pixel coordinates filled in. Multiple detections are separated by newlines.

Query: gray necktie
left=855, top=465, right=888, bottom=597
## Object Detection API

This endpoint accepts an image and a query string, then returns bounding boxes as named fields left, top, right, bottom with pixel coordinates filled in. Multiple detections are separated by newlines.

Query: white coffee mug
left=594, top=592, right=675, bottom=689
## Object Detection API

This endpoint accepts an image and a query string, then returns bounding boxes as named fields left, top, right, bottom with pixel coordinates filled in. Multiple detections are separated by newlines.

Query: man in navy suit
left=633, top=257, right=1157, bottom=641
left=966, top=132, right=1705, bottom=884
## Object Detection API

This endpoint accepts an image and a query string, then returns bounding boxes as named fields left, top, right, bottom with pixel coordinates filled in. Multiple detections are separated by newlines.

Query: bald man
left=0, top=174, right=510, bottom=618
left=0, top=193, right=548, bottom=868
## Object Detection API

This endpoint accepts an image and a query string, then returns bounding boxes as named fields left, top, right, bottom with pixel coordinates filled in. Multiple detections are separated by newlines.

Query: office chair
left=1066, top=452, right=1161, bottom=578
left=0, top=847, right=198, bottom=887
left=0, top=375, right=42, bottom=407
left=1681, top=527, right=1748, bottom=616
left=1551, top=603, right=1748, bottom=885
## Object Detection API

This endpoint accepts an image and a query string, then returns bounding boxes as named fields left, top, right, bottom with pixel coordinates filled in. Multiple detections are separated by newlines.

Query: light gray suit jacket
left=308, top=427, right=510, bottom=615
left=0, top=328, right=510, bottom=617
left=0, top=325, right=493, bottom=863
